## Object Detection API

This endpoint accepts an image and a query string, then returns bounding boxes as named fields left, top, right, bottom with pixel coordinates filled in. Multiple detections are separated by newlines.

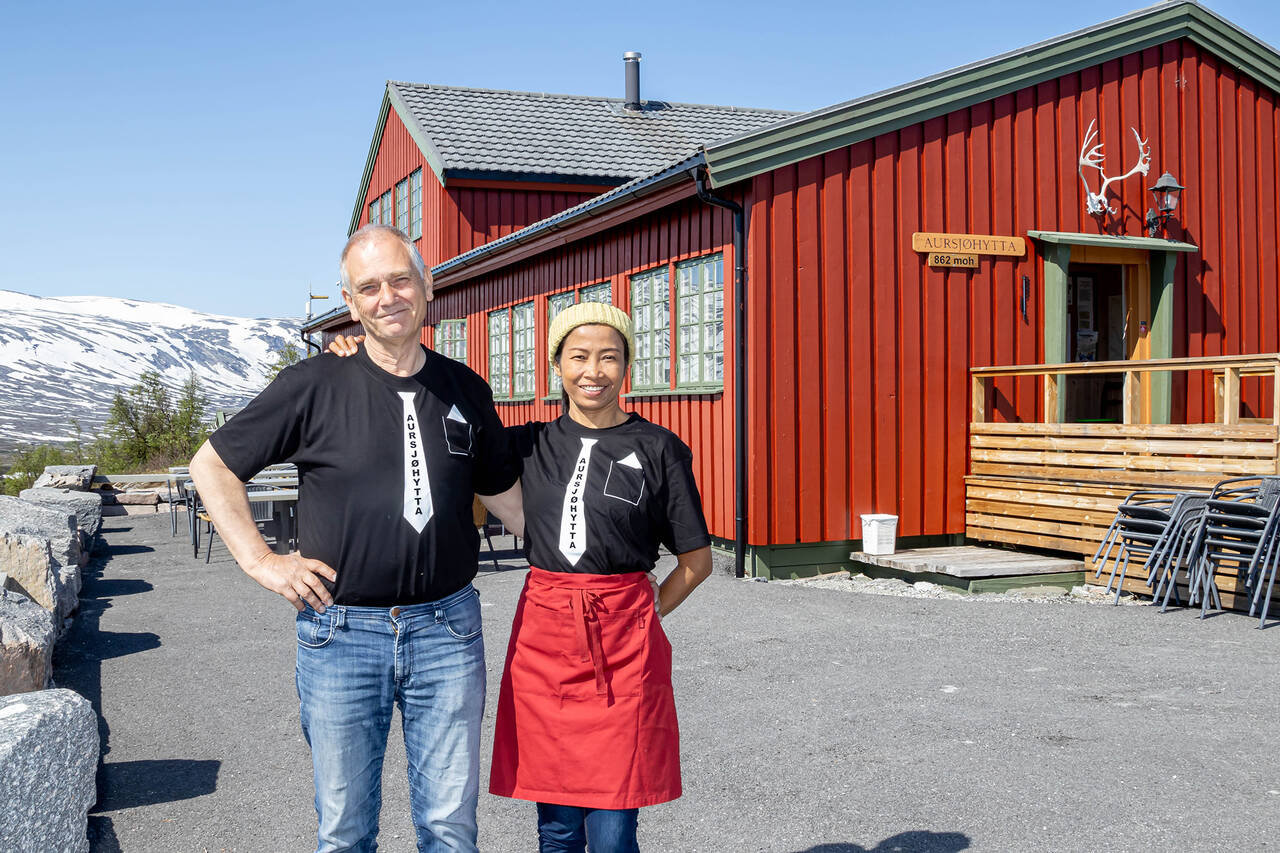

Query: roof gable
left=347, top=81, right=792, bottom=236
left=703, top=1, right=1280, bottom=186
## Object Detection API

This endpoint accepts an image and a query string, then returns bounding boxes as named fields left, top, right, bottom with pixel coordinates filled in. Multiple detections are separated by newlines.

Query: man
left=190, top=224, right=521, bottom=852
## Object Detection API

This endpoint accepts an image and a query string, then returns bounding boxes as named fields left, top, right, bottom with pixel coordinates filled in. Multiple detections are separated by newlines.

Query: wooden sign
left=912, top=232, right=1025, bottom=256
left=928, top=252, right=979, bottom=269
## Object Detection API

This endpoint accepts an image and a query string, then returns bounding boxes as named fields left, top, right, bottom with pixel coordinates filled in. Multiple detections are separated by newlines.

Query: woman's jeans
left=536, top=802, right=640, bottom=853
left=295, top=585, right=486, bottom=853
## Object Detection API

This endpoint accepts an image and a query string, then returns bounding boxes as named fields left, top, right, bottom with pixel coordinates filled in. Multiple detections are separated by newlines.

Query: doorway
left=1065, top=263, right=1125, bottom=422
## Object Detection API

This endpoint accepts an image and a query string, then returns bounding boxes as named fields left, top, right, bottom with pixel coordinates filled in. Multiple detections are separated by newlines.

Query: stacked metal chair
left=1180, top=476, right=1280, bottom=626
left=1092, top=491, right=1188, bottom=605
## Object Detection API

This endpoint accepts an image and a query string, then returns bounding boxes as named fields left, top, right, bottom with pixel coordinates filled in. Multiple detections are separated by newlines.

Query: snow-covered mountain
left=0, top=290, right=302, bottom=451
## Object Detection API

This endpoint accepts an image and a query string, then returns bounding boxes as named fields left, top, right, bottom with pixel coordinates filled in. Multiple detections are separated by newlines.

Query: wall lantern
left=1145, top=171, right=1185, bottom=237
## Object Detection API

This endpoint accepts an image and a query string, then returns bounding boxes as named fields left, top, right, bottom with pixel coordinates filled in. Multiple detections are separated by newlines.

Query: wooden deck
left=966, top=355, right=1280, bottom=609
left=851, top=546, right=1085, bottom=593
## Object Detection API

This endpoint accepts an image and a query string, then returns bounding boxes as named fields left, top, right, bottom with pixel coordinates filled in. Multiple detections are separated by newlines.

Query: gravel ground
left=55, top=512, right=1280, bottom=852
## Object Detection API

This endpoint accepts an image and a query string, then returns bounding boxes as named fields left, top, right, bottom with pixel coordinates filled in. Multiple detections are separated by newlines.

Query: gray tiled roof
left=389, top=82, right=796, bottom=181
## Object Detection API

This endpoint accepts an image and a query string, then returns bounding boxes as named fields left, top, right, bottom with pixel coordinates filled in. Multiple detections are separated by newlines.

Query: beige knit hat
left=548, top=301, right=635, bottom=366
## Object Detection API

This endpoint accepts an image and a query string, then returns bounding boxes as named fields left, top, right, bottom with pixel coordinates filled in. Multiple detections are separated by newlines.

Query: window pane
left=674, top=254, right=723, bottom=387
left=511, top=301, right=535, bottom=397
left=396, top=179, right=409, bottom=232
left=629, top=268, right=670, bottom=391
left=409, top=169, right=423, bottom=240
left=579, top=282, right=611, bottom=304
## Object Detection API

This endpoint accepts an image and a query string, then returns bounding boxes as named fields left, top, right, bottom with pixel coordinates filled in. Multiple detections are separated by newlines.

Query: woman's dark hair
left=553, top=325, right=631, bottom=415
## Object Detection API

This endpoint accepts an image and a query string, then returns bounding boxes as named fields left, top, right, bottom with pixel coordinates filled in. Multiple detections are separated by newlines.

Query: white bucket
left=860, top=514, right=899, bottom=556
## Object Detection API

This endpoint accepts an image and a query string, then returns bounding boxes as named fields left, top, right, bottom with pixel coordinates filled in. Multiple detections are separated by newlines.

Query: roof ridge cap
left=387, top=80, right=797, bottom=114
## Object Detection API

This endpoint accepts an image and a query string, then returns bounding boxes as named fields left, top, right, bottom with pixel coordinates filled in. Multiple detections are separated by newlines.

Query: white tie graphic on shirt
left=558, top=437, right=597, bottom=566
left=400, top=391, right=432, bottom=533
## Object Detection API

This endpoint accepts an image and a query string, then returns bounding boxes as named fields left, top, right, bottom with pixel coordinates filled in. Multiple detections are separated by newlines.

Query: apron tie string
left=569, top=590, right=607, bottom=696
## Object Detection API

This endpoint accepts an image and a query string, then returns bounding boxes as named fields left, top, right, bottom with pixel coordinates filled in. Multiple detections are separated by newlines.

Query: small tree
left=102, top=369, right=211, bottom=470
left=265, top=340, right=303, bottom=383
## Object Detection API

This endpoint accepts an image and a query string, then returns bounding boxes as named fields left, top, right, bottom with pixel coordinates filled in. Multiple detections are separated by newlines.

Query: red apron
left=490, top=567, right=681, bottom=809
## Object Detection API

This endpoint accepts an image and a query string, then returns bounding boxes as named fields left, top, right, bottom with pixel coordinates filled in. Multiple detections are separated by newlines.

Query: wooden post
left=1223, top=367, right=1241, bottom=425
left=1273, top=364, right=1280, bottom=426
left=971, top=375, right=987, bottom=424
left=1043, top=374, right=1061, bottom=424
left=1122, top=370, right=1142, bottom=424
left=1214, top=373, right=1224, bottom=423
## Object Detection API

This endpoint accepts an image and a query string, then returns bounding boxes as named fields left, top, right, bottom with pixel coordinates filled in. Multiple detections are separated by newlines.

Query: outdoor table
left=247, top=488, right=298, bottom=555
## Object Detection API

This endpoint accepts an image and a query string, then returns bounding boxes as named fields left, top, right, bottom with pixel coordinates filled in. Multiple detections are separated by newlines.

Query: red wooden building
left=308, top=2, right=1280, bottom=579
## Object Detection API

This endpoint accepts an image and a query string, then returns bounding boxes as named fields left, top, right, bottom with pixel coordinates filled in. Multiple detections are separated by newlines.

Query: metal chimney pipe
left=623, top=51, right=642, bottom=110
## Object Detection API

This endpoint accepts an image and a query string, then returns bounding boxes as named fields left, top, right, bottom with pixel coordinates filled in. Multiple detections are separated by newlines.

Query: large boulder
left=0, top=535, right=57, bottom=615
left=19, top=488, right=103, bottom=542
left=0, top=689, right=98, bottom=853
left=31, top=465, right=96, bottom=492
left=0, top=497, right=82, bottom=625
left=0, top=589, right=55, bottom=695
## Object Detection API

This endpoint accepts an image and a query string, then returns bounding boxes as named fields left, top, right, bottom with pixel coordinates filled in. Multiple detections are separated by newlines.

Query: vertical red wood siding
left=425, top=196, right=738, bottom=542
left=746, top=39, right=1280, bottom=545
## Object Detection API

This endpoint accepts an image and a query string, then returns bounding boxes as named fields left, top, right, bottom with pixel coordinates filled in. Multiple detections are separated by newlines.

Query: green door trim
left=1031, top=232, right=1198, bottom=425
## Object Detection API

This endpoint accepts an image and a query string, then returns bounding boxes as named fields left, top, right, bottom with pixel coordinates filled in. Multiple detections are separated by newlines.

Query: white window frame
left=395, top=178, right=409, bottom=233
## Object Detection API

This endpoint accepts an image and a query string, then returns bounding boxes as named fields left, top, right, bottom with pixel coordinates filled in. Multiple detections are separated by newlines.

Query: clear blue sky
left=3, top=0, right=1274, bottom=320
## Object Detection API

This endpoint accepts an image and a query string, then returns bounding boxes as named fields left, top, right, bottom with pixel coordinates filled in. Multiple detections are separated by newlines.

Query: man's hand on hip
left=246, top=552, right=337, bottom=613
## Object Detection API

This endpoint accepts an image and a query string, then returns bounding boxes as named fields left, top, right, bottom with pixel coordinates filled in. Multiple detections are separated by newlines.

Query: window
left=512, top=302, right=536, bottom=398
left=629, top=267, right=670, bottom=391
left=487, top=310, right=510, bottom=397
left=436, top=319, right=466, bottom=364
left=488, top=301, right=536, bottom=400
left=628, top=253, right=724, bottom=393
left=395, top=178, right=409, bottom=233
left=379, top=189, right=394, bottom=226
left=547, top=291, right=576, bottom=395
left=675, top=254, right=724, bottom=386
left=368, top=197, right=380, bottom=225
left=409, top=169, right=423, bottom=240
left=579, top=282, right=612, bottom=304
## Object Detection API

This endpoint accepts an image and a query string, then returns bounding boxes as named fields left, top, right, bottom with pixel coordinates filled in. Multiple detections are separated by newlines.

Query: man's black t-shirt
left=512, top=413, right=710, bottom=574
left=209, top=345, right=519, bottom=606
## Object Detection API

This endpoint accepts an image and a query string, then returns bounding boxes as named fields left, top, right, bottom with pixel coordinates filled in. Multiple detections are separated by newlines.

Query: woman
left=332, top=301, right=712, bottom=852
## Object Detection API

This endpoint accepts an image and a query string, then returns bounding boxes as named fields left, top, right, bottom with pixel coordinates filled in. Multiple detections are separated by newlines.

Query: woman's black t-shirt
left=512, top=413, right=710, bottom=574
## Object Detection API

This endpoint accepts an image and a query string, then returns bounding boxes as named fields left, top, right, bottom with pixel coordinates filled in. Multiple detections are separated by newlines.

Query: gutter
left=691, top=166, right=749, bottom=579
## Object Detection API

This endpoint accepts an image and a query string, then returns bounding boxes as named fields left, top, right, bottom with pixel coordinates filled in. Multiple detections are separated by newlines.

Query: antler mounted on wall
left=1077, top=119, right=1151, bottom=216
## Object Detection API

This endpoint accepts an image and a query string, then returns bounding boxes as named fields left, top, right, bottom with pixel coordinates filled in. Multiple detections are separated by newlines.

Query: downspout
left=302, top=328, right=320, bottom=357
left=692, top=166, right=749, bottom=579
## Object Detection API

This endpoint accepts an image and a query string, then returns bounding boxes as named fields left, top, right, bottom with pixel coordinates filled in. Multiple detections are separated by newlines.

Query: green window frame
left=487, top=309, right=510, bottom=398
left=395, top=178, right=409, bottom=233
left=409, top=168, right=423, bottom=240
left=629, top=267, right=670, bottom=392
left=546, top=291, right=577, bottom=396
left=674, top=254, right=724, bottom=388
left=436, top=319, right=466, bottom=364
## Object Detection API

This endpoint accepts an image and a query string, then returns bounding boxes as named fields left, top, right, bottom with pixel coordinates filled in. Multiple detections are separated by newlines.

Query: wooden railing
left=971, top=353, right=1280, bottom=426
left=965, top=355, right=1280, bottom=608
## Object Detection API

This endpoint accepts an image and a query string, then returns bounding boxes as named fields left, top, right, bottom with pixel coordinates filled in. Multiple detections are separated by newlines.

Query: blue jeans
left=536, top=803, right=640, bottom=853
left=295, top=585, right=486, bottom=853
